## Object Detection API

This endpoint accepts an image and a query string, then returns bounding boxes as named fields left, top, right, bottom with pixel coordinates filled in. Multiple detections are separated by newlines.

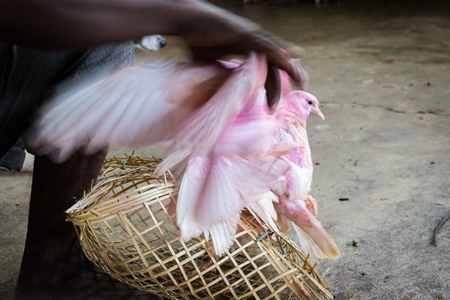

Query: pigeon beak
left=312, top=107, right=325, bottom=120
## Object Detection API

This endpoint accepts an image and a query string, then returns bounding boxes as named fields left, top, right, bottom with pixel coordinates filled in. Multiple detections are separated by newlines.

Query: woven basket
left=66, top=155, right=333, bottom=300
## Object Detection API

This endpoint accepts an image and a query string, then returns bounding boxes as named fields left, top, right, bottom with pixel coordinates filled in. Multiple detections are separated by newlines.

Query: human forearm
left=0, top=0, right=206, bottom=49
left=0, top=0, right=309, bottom=106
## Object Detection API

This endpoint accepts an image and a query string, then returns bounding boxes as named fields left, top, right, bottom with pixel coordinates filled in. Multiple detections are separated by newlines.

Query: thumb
left=264, top=63, right=281, bottom=113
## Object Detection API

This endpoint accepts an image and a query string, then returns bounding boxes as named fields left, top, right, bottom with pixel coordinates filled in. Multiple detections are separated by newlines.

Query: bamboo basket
left=66, top=155, right=333, bottom=300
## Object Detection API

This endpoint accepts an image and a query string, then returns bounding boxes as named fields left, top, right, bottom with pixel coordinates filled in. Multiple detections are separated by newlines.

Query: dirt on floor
left=1, top=0, right=450, bottom=299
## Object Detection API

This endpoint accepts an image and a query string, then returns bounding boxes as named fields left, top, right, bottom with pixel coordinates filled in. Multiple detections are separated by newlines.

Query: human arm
left=0, top=0, right=307, bottom=107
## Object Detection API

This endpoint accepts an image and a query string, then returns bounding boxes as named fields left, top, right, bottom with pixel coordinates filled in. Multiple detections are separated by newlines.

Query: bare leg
left=14, top=151, right=163, bottom=299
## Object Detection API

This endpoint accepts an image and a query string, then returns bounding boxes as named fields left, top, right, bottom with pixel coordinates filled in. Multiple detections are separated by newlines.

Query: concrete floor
left=1, top=0, right=450, bottom=299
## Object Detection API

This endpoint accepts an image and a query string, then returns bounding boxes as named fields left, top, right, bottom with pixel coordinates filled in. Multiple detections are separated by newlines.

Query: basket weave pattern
left=66, top=155, right=333, bottom=299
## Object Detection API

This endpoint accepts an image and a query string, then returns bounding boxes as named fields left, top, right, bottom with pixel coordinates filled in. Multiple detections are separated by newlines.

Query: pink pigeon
left=170, top=66, right=339, bottom=258
left=267, top=89, right=340, bottom=259
left=157, top=57, right=338, bottom=258
left=177, top=63, right=340, bottom=258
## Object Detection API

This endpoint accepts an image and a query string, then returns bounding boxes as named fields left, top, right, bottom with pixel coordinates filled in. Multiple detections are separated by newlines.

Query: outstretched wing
left=25, top=60, right=232, bottom=162
left=155, top=52, right=268, bottom=175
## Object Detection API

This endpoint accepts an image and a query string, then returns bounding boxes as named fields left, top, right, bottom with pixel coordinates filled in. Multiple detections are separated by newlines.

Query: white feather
left=247, top=193, right=279, bottom=232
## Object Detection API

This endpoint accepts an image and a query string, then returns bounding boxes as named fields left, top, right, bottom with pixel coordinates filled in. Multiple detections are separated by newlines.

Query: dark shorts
left=0, top=42, right=134, bottom=157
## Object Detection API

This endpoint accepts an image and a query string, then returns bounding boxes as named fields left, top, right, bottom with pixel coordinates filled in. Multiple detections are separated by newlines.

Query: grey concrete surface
left=1, top=0, right=449, bottom=299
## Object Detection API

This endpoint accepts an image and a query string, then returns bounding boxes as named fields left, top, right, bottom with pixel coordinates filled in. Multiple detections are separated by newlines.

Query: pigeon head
left=299, top=92, right=325, bottom=121
left=278, top=90, right=325, bottom=125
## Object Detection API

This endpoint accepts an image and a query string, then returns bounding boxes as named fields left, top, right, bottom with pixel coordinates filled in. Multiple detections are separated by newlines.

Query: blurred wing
left=177, top=154, right=279, bottom=256
left=25, top=61, right=231, bottom=162
left=176, top=156, right=240, bottom=256
left=213, top=89, right=275, bottom=156
left=155, top=52, right=267, bottom=175
left=176, top=156, right=210, bottom=242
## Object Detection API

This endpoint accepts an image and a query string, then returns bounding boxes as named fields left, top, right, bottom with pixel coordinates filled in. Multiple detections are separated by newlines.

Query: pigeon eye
left=307, top=100, right=313, bottom=105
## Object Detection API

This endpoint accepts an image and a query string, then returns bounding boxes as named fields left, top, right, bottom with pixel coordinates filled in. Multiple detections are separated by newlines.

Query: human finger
left=240, top=33, right=306, bottom=87
left=264, top=63, right=281, bottom=113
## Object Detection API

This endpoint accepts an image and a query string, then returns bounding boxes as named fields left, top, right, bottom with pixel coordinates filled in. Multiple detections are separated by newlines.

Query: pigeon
left=169, top=67, right=339, bottom=258
left=170, top=67, right=340, bottom=258
left=268, top=89, right=340, bottom=259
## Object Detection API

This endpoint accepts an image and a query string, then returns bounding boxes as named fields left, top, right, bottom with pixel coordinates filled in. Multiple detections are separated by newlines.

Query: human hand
left=174, top=1, right=309, bottom=110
